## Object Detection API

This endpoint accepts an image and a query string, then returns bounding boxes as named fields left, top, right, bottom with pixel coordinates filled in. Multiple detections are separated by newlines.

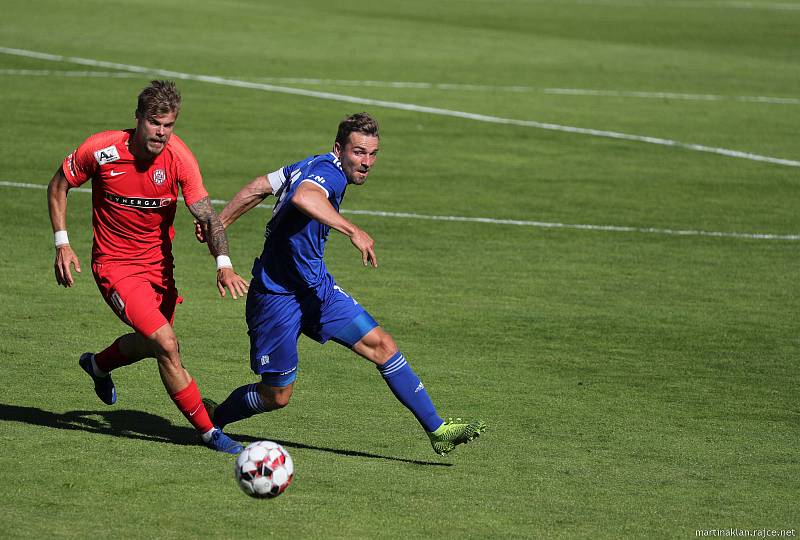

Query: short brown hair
left=335, top=112, right=379, bottom=147
left=136, top=80, right=181, bottom=118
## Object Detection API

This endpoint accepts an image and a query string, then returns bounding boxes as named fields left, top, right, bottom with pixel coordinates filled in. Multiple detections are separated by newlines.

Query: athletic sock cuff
left=94, top=337, right=133, bottom=373
left=377, top=352, right=406, bottom=376
left=245, top=383, right=266, bottom=413
left=170, top=378, right=198, bottom=400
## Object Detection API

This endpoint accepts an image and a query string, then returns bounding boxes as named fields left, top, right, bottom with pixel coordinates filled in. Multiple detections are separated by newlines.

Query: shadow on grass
left=0, top=403, right=451, bottom=467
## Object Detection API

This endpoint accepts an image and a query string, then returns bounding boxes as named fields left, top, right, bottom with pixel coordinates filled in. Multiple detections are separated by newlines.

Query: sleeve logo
left=67, top=153, right=77, bottom=177
left=93, top=145, right=120, bottom=165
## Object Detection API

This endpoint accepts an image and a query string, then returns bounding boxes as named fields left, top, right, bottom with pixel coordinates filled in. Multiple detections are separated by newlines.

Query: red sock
left=170, top=379, right=214, bottom=433
left=95, top=337, right=137, bottom=373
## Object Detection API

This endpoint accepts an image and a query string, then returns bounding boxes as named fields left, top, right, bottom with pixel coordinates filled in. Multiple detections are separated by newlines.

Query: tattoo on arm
left=189, top=196, right=229, bottom=257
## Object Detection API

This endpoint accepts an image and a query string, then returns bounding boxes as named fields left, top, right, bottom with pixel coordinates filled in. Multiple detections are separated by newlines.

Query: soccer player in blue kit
left=200, top=113, right=485, bottom=455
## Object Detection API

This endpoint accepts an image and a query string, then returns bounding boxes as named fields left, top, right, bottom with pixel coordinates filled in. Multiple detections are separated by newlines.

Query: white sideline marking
left=573, top=0, right=800, bottom=10
left=5, top=69, right=798, bottom=106
left=1, top=46, right=798, bottom=169
left=542, top=87, right=800, bottom=106
left=249, top=76, right=800, bottom=106
left=4, top=69, right=798, bottom=106
left=0, top=68, right=140, bottom=79
left=5, top=180, right=797, bottom=241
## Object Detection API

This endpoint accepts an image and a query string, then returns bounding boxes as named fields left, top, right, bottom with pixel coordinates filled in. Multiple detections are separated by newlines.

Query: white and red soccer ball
left=235, top=441, right=294, bottom=498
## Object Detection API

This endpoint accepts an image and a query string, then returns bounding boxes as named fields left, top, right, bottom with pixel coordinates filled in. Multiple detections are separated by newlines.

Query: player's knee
left=371, top=330, right=398, bottom=363
left=354, top=327, right=398, bottom=364
left=152, top=334, right=180, bottom=364
left=258, top=383, right=293, bottom=410
left=271, top=393, right=291, bottom=409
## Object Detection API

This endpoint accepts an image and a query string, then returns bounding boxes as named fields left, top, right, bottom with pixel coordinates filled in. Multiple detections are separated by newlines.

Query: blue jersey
left=252, top=152, right=348, bottom=294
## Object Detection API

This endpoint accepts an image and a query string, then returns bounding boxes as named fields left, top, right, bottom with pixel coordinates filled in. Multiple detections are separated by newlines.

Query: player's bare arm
left=188, top=196, right=249, bottom=299
left=220, top=175, right=273, bottom=227
left=190, top=196, right=231, bottom=255
left=47, top=167, right=81, bottom=287
left=291, top=181, right=377, bottom=268
left=195, top=175, right=272, bottom=242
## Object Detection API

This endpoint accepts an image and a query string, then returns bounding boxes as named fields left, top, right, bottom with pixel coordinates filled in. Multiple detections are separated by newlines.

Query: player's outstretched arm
left=47, top=167, right=81, bottom=287
left=220, top=175, right=273, bottom=228
left=194, top=175, right=273, bottom=242
left=188, top=196, right=250, bottom=299
left=291, top=182, right=377, bottom=268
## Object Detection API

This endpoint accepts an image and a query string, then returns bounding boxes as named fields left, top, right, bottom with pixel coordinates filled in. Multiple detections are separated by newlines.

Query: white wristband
left=216, top=255, right=233, bottom=270
left=267, top=169, right=287, bottom=193
left=54, top=230, right=69, bottom=247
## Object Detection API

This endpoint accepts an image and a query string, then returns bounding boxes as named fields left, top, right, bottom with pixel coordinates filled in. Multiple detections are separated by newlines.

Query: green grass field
left=1, top=0, right=798, bottom=538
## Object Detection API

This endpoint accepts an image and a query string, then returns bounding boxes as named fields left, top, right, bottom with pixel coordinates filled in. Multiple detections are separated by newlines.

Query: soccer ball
left=234, top=441, right=294, bottom=499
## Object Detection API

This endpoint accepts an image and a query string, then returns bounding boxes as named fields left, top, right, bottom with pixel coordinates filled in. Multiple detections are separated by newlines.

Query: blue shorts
left=246, top=273, right=378, bottom=387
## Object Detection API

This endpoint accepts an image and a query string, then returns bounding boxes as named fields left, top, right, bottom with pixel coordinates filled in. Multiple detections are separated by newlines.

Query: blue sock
left=377, top=352, right=443, bottom=432
left=213, top=383, right=266, bottom=428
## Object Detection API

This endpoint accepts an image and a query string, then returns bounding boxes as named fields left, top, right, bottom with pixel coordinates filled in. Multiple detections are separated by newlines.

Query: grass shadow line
left=0, top=402, right=451, bottom=467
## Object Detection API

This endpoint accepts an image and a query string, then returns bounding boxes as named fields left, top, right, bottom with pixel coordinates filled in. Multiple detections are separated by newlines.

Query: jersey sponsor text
left=105, top=192, right=174, bottom=208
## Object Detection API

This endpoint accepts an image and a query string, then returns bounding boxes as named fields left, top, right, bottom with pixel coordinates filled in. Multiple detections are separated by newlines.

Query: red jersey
left=62, top=129, right=208, bottom=277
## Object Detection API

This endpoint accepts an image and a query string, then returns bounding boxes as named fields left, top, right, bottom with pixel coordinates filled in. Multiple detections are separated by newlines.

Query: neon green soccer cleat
left=428, top=418, right=486, bottom=456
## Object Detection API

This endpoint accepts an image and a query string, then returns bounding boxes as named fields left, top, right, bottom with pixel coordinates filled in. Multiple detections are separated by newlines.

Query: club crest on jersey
left=94, top=145, right=120, bottom=165
left=152, top=169, right=166, bottom=185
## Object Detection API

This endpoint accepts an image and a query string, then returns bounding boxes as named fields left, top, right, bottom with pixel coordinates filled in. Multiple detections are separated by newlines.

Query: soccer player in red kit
left=47, top=80, right=247, bottom=454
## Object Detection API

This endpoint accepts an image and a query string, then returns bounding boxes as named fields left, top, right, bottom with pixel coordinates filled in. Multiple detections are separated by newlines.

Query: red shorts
left=92, top=262, right=183, bottom=337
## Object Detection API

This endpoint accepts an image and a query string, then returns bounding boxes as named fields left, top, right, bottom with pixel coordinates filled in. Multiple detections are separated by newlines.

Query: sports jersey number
left=333, top=285, right=359, bottom=306
left=110, top=290, right=125, bottom=314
